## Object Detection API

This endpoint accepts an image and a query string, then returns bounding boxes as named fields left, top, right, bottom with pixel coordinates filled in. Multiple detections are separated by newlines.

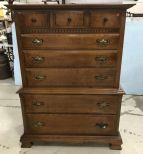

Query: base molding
left=20, top=133, right=122, bottom=150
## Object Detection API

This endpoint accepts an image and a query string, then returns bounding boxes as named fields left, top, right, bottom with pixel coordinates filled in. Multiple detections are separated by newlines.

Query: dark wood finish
left=23, top=50, right=117, bottom=68
left=90, top=11, right=121, bottom=28
left=110, top=143, right=122, bottom=150
left=53, top=11, right=86, bottom=28
left=25, top=114, right=118, bottom=135
left=21, top=34, right=119, bottom=50
left=22, top=94, right=122, bottom=114
left=18, top=87, right=124, bottom=95
left=6, top=4, right=135, bottom=10
left=20, top=133, right=122, bottom=149
left=15, top=10, right=121, bottom=32
left=17, top=12, right=50, bottom=28
left=25, top=68, right=116, bottom=87
left=21, top=141, right=33, bottom=148
left=8, top=4, right=135, bottom=149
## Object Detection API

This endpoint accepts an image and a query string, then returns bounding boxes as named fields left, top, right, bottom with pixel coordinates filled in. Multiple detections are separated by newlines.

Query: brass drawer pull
left=96, top=39, right=110, bottom=47
left=32, top=38, right=43, bottom=45
left=95, top=75, right=108, bottom=80
left=33, top=122, right=45, bottom=128
left=95, top=56, right=110, bottom=63
left=96, top=123, right=108, bottom=129
left=34, top=75, right=46, bottom=80
left=32, top=56, right=45, bottom=63
left=32, top=100, right=44, bottom=107
left=97, top=101, right=110, bottom=109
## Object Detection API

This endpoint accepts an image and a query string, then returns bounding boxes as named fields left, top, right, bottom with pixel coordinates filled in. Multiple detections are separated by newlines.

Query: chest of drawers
left=8, top=4, right=134, bottom=150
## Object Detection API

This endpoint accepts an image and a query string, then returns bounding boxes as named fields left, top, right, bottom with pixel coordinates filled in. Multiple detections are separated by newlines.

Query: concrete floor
left=0, top=78, right=143, bottom=154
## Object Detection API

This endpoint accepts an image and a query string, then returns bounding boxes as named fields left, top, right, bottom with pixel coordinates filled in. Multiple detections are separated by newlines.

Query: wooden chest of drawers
left=8, top=3, right=134, bottom=150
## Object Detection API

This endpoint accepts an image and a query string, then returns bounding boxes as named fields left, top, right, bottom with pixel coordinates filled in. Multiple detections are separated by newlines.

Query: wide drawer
left=22, top=94, right=122, bottom=114
left=25, top=114, right=118, bottom=135
left=23, top=50, right=117, bottom=68
left=21, top=34, right=119, bottom=50
left=25, top=68, right=116, bottom=87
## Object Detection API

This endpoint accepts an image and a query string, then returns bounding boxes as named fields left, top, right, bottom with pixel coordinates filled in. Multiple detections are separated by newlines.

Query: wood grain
left=21, top=34, right=119, bottom=50
left=23, top=94, right=122, bottom=114
left=8, top=4, right=135, bottom=149
left=23, top=50, right=117, bottom=68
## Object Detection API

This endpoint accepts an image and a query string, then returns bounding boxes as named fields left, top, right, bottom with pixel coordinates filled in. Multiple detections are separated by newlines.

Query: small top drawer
left=16, top=12, right=50, bottom=28
left=52, top=11, right=86, bottom=28
left=90, top=11, right=121, bottom=28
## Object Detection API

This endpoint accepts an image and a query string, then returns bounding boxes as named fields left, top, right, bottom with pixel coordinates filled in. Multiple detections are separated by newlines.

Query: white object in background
left=12, top=23, right=22, bottom=86
left=66, top=0, right=123, bottom=4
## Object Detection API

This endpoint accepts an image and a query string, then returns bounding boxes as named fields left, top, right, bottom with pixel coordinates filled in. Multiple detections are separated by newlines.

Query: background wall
left=120, top=19, right=143, bottom=95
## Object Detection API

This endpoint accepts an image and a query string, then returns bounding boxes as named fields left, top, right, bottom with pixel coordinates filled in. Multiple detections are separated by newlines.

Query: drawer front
left=23, top=94, right=121, bottom=114
left=25, top=68, right=116, bottom=87
left=23, top=50, right=117, bottom=68
left=16, top=11, right=121, bottom=29
left=21, top=34, right=119, bottom=50
left=53, top=11, right=86, bottom=28
left=16, top=12, right=49, bottom=28
left=25, top=114, right=118, bottom=135
left=90, top=11, right=120, bottom=28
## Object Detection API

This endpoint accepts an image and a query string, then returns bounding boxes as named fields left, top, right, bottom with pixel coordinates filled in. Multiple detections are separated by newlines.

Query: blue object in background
left=12, top=23, right=22, bottom=86
left=121, top=19, right=143, bottom=95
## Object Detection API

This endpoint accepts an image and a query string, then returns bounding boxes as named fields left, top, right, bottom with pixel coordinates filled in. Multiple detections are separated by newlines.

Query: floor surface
left=0, top=78, right=143, bottom=154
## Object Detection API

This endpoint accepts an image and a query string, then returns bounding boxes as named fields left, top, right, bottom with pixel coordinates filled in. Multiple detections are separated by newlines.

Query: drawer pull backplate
left=32, top=38, right=43, bottom=45
left=97, top=101, right=110, bottom=109
left=96, top=123, right=109, bottom=129
left=96, top=39, right=110, bottom=47
left=32, top=56, right=45, bottom=63
left=95, top=75, right=108, bottom=80
left=95, top=56, right=110, bottom=63
left=33, top=122, right=45, bottom=128
left=32, top=100, right=44, bottom=107
left=34, top=75, right=46, bottom=80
